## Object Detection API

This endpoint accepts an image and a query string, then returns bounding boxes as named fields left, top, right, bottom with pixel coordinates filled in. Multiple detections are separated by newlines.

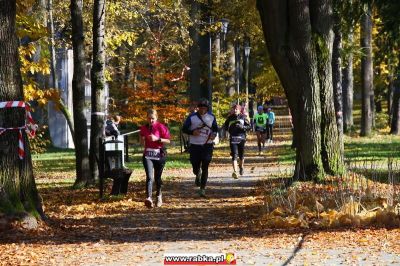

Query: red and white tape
left=0, top=101, right=38, bottom=159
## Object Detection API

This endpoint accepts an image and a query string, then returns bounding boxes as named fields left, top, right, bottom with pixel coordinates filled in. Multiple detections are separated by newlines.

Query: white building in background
left=48, top=49, right=108, bottom=149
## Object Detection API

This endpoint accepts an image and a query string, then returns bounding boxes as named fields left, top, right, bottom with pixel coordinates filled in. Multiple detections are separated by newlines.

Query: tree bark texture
left=188, top=1, right=201, bottom=102
left=342, top=33, right=354, bottom=133
left=47, top=0, right=76, bottom=141
left=70, top=0, right=90, bottom=187
left=390, top=82, right=400, bottom=135
left=332, top=6, right=344, bottom=154
left=257, top=0, right=344, bottom=180
left=89, top=0, right=106, bottom=185
left=213, top=34, right=221, bottom=71
left=311, top=0, right=343, bottom=175
left=388, top=69, right=394, bottom=125
left=360, top=3, right=373, bottom=136
left=0, top=0, right=44, bottom=220
left=227, top=41, right=236, bottom=96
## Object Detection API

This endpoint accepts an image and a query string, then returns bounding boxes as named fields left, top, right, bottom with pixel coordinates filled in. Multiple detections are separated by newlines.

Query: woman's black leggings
left=143, top=156, right=166, bottom=197
left=230, top=140, right=245, bottom=161
left=189, top=144, right=214, bottom=189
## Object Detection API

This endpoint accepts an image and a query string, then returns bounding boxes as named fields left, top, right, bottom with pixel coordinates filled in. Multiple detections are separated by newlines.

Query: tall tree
left=257, top=0, right=343, bottom=180
left=391, top=83, right=400, bottom=134
left=375, top=0, right=400, bottom=134
left=0, top=0, right=44, bottom=224
left=70, top=0, right=90, bottom=188
left=89, top=0, right=106, bottom=185
left=360, top=2, right=374, bottom=136
left=188, top=1, right=202, bottom=102
left=342, top=32, right=354, bottom=133
left=332, top=0, right=344, bottom=155
left=47, top=0, right=76, bottom=141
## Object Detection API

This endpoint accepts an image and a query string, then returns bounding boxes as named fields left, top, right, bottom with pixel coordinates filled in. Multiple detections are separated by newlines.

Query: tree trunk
left=257, top=0, right=323, bottom=180
left=342, top=34, right=354, bottom=133
left=257, top=0, right=344, bottom=181
left=235, top=40, right=241, bottom=100
left=70, top=0, right=90, bottom=188
left=89, top=0, right=106, bottom=186
left=227, top=41, right=236, bottom=96
left=311, top=0, right=343, bottom=176
left=0, top=0, right=44, bottom=223
left=214, top=33, right=221, bottom=70
left=390, top=81, right=400, bottom=135
left=123, top=50, right=131, bottom=89
left=47, top=0, right=76, bottom=140
left=332, top=4, right=344, bottom=149
left=360, top=3, right=373, bottom=136
left=388, top=68, right=394, bottom=124
left=188, top=1, right=201, bottom=101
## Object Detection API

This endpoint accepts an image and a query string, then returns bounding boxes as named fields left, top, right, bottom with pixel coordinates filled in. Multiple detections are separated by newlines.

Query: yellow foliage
left=341, top=201, right=361, bottom=215
left=270, top=207, right=286, bottom=217
left=360, top=211, right=376, bottom=226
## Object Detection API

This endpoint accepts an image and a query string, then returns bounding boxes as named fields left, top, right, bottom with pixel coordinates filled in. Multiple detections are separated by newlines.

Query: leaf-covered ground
left=1, top=133, right=400, bottom=265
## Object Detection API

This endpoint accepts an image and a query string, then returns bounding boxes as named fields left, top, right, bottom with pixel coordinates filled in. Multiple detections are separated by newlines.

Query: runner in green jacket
left=253, top=106, right=268, bottom=155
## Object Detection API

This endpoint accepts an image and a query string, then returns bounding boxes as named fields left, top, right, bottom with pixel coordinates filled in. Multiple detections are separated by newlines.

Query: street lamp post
left=244, top=39, right=251, bottom=114
left=220, top=18, right=229, bottom=41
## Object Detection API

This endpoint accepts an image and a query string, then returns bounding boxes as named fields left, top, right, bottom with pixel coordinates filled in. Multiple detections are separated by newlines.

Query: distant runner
left=224, top=104, right=251, bottom=178
left=253, top=106, right=268, bottom=155
left=265, top=107, right=275, bottom=143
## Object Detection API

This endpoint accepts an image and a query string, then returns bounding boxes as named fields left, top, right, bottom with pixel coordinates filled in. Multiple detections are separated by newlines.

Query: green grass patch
left=344, top=135, right=400, bottom=161
left=33, top=144, right=192, bottom=175
left=273, top=134, right=400, bottom=165
left=32, top=147, right=76, bottom=172
left=33, top=133, right=400, bottom=175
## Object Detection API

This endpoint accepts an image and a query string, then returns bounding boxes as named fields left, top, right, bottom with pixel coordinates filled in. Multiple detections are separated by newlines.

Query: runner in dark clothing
left=224, top=104, right=251, bottom=178
left=182, top=99, right=218, bottom=197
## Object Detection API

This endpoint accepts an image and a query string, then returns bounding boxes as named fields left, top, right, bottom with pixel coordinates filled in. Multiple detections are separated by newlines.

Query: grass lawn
left=274, top=134, right=400, bottom=165
left=32, top=128, right=400, bottom=176
left=32, top=144, right=192, bottom=174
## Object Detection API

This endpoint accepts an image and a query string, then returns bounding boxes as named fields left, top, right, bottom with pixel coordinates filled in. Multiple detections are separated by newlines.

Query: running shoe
left=156, top=195, right=162, bottom=207
left=239, top=167, right=244, bottom=176
left=144, top=197, right=153, bottom=208
left=198, top=189, right=206, bottom=197
left=232, top=172, right=238, bottom=179
left=195, top=170, right=201, bottom=187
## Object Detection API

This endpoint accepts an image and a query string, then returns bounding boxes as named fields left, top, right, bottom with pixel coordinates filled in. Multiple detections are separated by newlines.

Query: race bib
left=231, top=136, right=244, bottom=144
left=145, top=148, right=161, bottom=160
left=198, top=128, right=210, bottom=137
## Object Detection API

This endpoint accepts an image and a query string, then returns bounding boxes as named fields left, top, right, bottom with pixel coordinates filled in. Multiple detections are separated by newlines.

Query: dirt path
left=1, top=124, right=400, bottom=265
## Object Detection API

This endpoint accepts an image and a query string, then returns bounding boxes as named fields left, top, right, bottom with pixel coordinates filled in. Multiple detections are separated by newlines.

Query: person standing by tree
left=224, top=104, right=251, bottom=178
left=140, top=109, right=170, bottom=208
left=182, top=99, right=218, bottom=197
left=265, top=107, right=275, bottom=143
left=253, top=106, right=268, bottom=155
left=105, top=115, right=121, bottom=137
